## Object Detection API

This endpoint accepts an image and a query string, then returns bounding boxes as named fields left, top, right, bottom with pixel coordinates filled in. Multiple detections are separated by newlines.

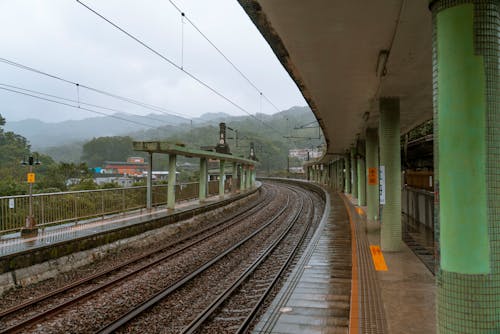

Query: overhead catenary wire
left=0, top=86, right=160, bottom=129
left=166, top=0, right=282, bottom=112
left=75, top=0, right=284, bottom=135
left=0, top=57, right=187, bottom=119
left=0, top=83, right=179, bottom=126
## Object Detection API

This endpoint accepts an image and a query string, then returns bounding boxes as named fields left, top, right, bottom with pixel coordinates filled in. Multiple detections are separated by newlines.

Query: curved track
left=0, top=181, right=325, bottom=334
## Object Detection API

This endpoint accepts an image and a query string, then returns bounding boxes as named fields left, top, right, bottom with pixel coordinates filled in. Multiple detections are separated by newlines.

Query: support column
left=219, top=159, right=225, bottom=198
left=357, top=144, right=367, bottom=206
left=430, top=2, right=499, bottom=332
left=332, top=162, right=336, bottom=189
left=366, top=128, right=379, bottom=222
left=167, top=154, right=176, bottom=210
left=231, top=162, right=237, bottom=193
left=146, top=152, right=153, bottom=209
left=199, top=157, right=207, bottom=202
left=240, top=165, right=246, bottom=191
left=351, top=148, right=358, bottom=200
left=245, top=165, right=251, bottom=189
left=345, top=155, right=351, bottom=193
left=379, top=97, right=401, bottom=251
left=249, top=167, right=254, bottom=188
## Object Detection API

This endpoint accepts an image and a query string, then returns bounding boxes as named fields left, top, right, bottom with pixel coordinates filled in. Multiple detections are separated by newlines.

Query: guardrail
left=401, top=185, right=435, bottom=273
left=0, top=181, right=234, bottom=233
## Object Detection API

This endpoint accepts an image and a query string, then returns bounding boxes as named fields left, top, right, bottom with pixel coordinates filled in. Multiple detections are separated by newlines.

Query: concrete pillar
left=199, top=157, right=207, bottom=202
left=357, top=144, right=366, bottom=206
left=146, top=152, right=153, bottom=209
left=167, top=154, right=176, bottom=210
left=219, top=160, right=225, bottom=198
left=231, top=162, right=237, bottom=193
left=379, top=97, right=401, bottom=251
left=430, top=2, right=500, bottom=332
left=344, top=155, right=351, bottom=193
left=332, top=162, right=336, bottom=189
left=240, top=165, right=246, bottom=191
left=250, top=167, right=255, bottom=188
left=366, top=128, right=379, bottom=222
left=245, top=165, right=251, bottom=189
left=351, top=148, right=358, bottom=200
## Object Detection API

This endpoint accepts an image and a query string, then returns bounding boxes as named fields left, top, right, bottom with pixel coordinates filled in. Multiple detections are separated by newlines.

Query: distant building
left=288, top=148, right=323, bottom=161
left=94, top=175, right=135, bottom=187
left=102, top=157, right=148, bottom=176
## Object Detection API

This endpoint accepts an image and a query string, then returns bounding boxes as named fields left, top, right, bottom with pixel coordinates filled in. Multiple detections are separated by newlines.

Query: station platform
left=253, top=186, right=435, bottom=334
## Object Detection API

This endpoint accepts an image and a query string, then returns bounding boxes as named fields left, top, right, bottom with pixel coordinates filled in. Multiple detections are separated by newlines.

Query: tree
left=81, top=136, right=139, bottom=167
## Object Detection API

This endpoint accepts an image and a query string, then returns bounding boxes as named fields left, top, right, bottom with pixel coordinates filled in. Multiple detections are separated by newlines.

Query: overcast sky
left=0, top=0, right=306, bottom=123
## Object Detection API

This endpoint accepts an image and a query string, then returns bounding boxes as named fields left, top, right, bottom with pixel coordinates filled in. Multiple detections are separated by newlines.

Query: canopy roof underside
left=239, top=0, right=433, bottom=162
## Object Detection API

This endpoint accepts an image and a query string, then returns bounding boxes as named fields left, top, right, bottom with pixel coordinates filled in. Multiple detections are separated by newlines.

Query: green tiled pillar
left=379, top=97, right=401, bottom=252
left=345, top=155, right=351, bottom=193
left=357, top=144, right=366, bottom=206
left=351, top=148, right=358, bottom=201
left=366, top=128, right=379, bottom=222
left=430, top=2, right=500, bottom=332
left=167, top=154, right=176, bottom=210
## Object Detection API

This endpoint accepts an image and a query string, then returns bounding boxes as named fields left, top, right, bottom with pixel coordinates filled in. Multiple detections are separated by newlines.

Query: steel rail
left=182, top=186, right=313, bottom=334
left=236, top=192, right=315, bottom=333
left=0, top=186, right=276, bottom=334
left=96, top=189, right=294, bottom=334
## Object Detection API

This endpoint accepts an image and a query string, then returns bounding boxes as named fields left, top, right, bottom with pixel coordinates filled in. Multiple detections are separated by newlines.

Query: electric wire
left=166, top=0, right=286, bottom=117
left=0, top=86, right=159, bottom=129
left=0, top=57, right=187, bottom=119
left=75, top=0, right=283, bottom=134
left=0, top=83, right=180, bottom=126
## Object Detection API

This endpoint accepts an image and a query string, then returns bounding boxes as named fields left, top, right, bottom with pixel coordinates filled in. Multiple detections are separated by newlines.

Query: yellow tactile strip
left=369, top=245, right=388, bottom=271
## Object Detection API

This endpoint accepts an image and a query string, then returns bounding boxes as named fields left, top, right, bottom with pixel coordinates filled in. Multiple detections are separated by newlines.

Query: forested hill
left=41, top=106, right=324, bottom=167
left=6, top=106, right=320, bottom=151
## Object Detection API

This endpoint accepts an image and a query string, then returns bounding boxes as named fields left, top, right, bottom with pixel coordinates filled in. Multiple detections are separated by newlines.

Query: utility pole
left=21, top=153, right=40, bottom=236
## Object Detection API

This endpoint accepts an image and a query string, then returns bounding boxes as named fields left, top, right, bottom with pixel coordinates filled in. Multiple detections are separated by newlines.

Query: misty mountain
left=6, top=106, right=318, bottom=163
left=5, top=113, right=190, bottom=149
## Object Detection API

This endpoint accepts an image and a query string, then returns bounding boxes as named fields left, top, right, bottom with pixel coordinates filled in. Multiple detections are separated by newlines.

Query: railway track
left=0, top=185, right=279, bottom=333
left=0, top=181, right=324, bottom=333
left=180, top=189, right=316, bottom=334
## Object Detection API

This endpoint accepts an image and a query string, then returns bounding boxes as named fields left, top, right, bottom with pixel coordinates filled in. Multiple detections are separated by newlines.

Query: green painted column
left=332, top=162, right=336, bottom=189
left=146, top=152, right=153, bottom=209
left=351, top=148, right=358, bottom=200
left=231, top=162, right=237, bottom=193
left=250, top=167, right=255, bottom=188
left=430, top=2, right=500, bottom=332
left=199, top=157, right=207, bottom=202
left=219, top=160, right=225, bottom=198
left=379, top=97, right=401, bottom=252
left=357, top=148, right=366, bottom=206
left=245, top=165, right=251, bottom=189
left=240, top=165, right=246, bottom=191
left=167, top=154, right=176, bottom=210
left=366, top=128, right=379, bottom=222
left=344, top=155, right=351, bottom=193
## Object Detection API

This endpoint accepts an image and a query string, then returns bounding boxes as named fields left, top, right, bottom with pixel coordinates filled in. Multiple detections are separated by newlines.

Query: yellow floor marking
left=370, top=245, right=388, bottom=271
left=355, top=207, right=365, bottom=216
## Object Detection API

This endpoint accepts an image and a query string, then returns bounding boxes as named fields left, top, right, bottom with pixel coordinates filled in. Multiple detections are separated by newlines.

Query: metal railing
left=0, top=182, right=216, bottom=233
left=401, top=185, right=435, bottom=273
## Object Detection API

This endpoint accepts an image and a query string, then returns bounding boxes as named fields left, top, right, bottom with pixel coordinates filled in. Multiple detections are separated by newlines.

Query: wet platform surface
left=255, top=186, right=436, bottom=334
left=253, top=190, right=351, bottom=334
